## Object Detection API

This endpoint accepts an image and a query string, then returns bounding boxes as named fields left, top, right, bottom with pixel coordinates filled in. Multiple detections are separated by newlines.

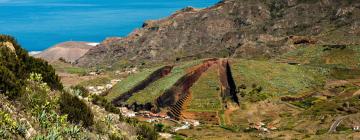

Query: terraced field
left=182, top=64, right=223, bottom=124
left=279, top=45, right=360, bottom=68
left=230, top=59, right=328, bottom=96
left=125, top=60, right=204, bottom=105
left=105, top=66, right=165, bottom=101
left=186, top=65, right=222, bottom=112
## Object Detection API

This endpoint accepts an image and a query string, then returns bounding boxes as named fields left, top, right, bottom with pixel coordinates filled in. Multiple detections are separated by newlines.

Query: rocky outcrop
left=0, top=41, right=15, bottom=52
left=76, top=0, right=360, bottom=68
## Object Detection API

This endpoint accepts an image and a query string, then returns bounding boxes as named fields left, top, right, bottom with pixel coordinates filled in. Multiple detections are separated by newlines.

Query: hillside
left=0, top=35, right=159, bottom=140
left=3, top=0, right=360, bottom=139
left=76, top=0, right=360, bottom=68
left=35, top=41, right=97, bottom=63
left=90, top=43, right=360, bottom=139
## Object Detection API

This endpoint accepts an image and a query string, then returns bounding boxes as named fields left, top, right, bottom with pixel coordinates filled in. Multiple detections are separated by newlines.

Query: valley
left=1, top=0, right=360, bottom=139
left=53, top=44, right=360, bottom=139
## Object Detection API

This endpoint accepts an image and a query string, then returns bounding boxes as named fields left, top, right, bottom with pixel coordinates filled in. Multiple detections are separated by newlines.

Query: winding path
left=327, top=113, right=360, bottom=133
left=328, top=115, right=349, bottom=133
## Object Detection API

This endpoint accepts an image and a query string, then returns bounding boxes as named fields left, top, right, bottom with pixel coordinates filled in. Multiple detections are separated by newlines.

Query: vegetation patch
left=79, top=76, right=111, bottom=87
left=51, top=61, right=88, bottom=75
left=305, top=95, right=360, bottom=116
left=59, top=92, right=94, bottom=127
left=0, top=35, right=63, bottom=98
left=92, top=95, right=120, bottom=114
left=187, top=65, right=222, bottom=112
left=280, top=45, right=360, bottom=69
left=105, top=66, right=164, bottom=101
left=230, top=59, right=327, bottom=96
left=126, top=60, right=203, bottom=105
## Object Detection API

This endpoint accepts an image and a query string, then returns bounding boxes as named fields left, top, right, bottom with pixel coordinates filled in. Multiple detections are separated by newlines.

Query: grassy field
left=78, top=76, right=111, bottom=87
left=230, top=59, right=328, bottom=96
left=126, top=60, right=203, bottom=104
left=279, top=45, right=360, bottom=69
left=51, top=61, right=88, bottom=75
left=186, top=65, right=222, bottom=112
left=105, top=66, right=164, bottom=101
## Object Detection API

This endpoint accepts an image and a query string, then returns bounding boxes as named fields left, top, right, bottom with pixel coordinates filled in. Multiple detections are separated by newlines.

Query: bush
left=24, top=57, right=63, bottom=90
left=137, top=123, right=158, bottom=140
left=92, top=95, right=120, bottom=114
left=0, top=65, right=22, bottom=99
left=109, top=132, right=124, bottom=140
left=21, top=73, right=52, bottom=109
left=59, top=92, right=94, bottom=127
left=154, top=123, right=165, bottom=132
left=0, top=35, right=63, bottom=100
left=240, top=85, right=270, bottom=102
left=70, top=85, right=89, bottom=97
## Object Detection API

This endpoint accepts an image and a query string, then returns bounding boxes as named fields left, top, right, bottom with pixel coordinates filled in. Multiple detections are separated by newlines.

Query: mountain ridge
left=76, top=0, right=360, bottom=68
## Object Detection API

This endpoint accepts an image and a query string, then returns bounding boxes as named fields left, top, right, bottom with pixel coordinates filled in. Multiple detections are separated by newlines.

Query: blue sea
left=0, top=0, right=219, bottom=52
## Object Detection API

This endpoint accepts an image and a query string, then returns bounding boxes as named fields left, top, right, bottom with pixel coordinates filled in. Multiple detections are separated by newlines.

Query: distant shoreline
left=1, top=0, right=219, bottom=52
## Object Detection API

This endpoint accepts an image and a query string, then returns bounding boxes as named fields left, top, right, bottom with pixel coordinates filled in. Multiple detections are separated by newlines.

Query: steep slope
left=0, top=35, right=63, bottom=92
left=76, top=0, right=360, bottom=68
left=35, top=41, right=97, bottom=63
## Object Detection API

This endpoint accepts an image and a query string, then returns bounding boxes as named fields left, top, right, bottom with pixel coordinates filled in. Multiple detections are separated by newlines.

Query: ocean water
left=0, top=0, right=219, bottom=51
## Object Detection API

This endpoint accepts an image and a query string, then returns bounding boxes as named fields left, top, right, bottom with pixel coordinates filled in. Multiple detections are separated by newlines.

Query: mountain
left=76, top=0, right=360, bottom=68
left=35, top=41, right=97, bottom=63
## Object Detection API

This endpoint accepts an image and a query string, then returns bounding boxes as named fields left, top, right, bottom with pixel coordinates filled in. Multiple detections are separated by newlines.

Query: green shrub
left=0, top=35, right=63, bottom=100
left=0, top=65, right=22, bottom=99
left=240, top=85, right=271, bottom=102
left=109, top=132, right=124, bottom=140
left=92, top=95, right=120, bottom=114
left=21, top=73, right=52, bottom=110
left=291, top=97, right=318, bottom=109
left=136, top=123, right=158, bottom=140
left=70, top=85, right=89, bottom=97
left=59, top=92, right=94, bottom=127
left=154, top=123, right=165, bottom=132
left=24, top=57, right=63, bottom=90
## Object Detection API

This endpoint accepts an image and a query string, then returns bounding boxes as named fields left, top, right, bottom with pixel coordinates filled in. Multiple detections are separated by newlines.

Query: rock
left=89, top=72, right=97, bottom=76
left=106, top=84, right=113, bottom=89
left=0, top=41, right=15, bottom=52
left=97, top=86, right=105, bottom=90
left=26, top=128, right=36, bottom=139
left=159, top=133, right=173, bottom=139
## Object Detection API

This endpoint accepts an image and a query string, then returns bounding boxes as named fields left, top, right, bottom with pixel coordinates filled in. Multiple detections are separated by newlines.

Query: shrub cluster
left=59, top=92, right=94, bottom=127
left=237, top=84, right=271, bottom=102
left=70, top=85, right=89, bottom=97
left=0, top=65, right=22, bottom=99
left=136, top=123, right=158, bottom=140
left=92, top=95, right=120, bottom=114
left=0, top=35, right=63, bottom=99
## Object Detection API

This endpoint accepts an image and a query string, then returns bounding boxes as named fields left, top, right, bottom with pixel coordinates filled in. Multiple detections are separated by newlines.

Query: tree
left=0, top=65, right=22, bottom=99
left=59, top=92, right=94, bottom=127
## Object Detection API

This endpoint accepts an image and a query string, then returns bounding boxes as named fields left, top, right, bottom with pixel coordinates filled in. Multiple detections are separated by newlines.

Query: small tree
left=137, top=123, right=158, bottom=140
left=59, top=92, right=94, bottom=127
left=0, top=65, right=22, bottom=99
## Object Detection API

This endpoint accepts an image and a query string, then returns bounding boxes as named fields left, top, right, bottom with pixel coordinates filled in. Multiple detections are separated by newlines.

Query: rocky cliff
left=76, top=0, right=360, bottom=67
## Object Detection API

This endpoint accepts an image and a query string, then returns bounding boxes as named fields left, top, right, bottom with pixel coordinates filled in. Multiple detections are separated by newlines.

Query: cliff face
left=76, top=0, right=360, bottom=67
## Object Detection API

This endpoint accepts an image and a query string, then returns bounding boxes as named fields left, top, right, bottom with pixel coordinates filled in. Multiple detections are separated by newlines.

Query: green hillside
left=125, top=60, right=203, bottom=105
